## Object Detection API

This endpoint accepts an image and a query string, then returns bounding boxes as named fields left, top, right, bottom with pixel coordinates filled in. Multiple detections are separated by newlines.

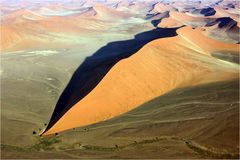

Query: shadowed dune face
left=199, top=7, right=216, bottom=16
left=42, top=25, right=239, bottom=135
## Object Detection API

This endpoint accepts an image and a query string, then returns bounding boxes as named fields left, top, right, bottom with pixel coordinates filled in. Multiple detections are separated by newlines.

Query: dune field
left=1, top=0, right=239, bottom=159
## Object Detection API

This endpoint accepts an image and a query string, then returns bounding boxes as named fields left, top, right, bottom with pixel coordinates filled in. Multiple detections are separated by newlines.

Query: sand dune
left=156, top=9, right=216, bottom=28
left=191, top=7, right=216, bottom=17
left=147, top=11, right=169, bottom=21
left=152, top=2, right=176, bottom=13
left=93, top=3, right=132, bottom=20
left=148, top=11, right=170, bottom=27
left=170, top=11, right=212, bottom=27
left=214, top=6, right=239, bottom=22
left=158, top=16, right=183, bottom=28
left=0, top=10, right=128, bottom=52
left=204, top=17, right=239, bottom=43
left=151, top=1, right=239, bottom=34
left=158, top=10, right=239, bottom=43
left=42, top=26, right=239, bottom=135
left=177, top=26, right=239, bottom=53
left=2, top=0, right=239, bottom=52
left=0, top=2, right=148, bottom=52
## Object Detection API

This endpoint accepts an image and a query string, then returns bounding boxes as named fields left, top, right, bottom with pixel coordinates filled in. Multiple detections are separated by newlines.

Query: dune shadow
left=206, top=17, right=237, bottom=28
left=200, top=7, right=216, bottom=16
left=43, top=26, right=180, bottom=134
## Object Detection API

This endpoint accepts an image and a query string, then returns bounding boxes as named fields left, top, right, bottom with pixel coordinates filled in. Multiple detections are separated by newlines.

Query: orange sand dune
left=42, top=26, right=239, bottom=135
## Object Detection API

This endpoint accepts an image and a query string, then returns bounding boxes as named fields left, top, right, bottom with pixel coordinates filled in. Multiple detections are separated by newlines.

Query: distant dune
left=0, top=7, right=134, bottom=52
left=204, top=17, right=239, bottom=43
left=177, top=26, right=239, bottom=53
left=92, top=4, right=132, bottom=20
left=152, top=2, right=176, bottom=13
left=1, top=0, right=239, bottom=52
left=42, top=26, right=239, bottom=135
left=0, top=2, right=151, bottom=52
left=191, top=7, right=216, bottom=16
left=214, top=6, right=239, bottom=22
left=157, top=16, right=183, bottom=28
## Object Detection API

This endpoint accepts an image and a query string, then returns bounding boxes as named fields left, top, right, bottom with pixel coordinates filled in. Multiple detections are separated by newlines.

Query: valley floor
left=1, top=79, right=239, bottom=159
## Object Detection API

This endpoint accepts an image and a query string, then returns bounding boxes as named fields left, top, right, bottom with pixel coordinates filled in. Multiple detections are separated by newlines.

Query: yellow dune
left=42, top=26, right=239, bottom=136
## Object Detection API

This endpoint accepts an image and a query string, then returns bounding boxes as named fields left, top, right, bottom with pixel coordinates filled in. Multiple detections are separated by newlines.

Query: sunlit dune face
left=42, top=26, right=239, bottom=136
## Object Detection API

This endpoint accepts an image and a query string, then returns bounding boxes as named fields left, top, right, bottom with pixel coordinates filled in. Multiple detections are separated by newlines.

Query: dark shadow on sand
left=43, top=26, right=180, bottom=134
